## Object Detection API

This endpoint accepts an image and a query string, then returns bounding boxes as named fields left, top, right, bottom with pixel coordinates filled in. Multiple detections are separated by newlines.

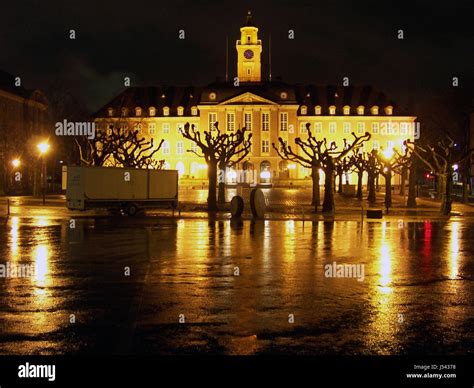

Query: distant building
left=94, top=12, right=417, bottom=186
left=0, top=70, right=48, bottom=194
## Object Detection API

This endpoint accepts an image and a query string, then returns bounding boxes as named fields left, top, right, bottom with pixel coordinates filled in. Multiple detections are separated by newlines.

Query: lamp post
left=37, top=142, right=50, bottom=205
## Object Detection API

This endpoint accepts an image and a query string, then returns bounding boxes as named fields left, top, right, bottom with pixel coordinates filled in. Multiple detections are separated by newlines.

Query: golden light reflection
left=449, top=222, right=459, bottom=279
left=9, top=216, right=20, bottom=260
left=35, top=216, right=51, bottom=227
left=379, top=244, right=392, bottom=294
left=34, top=245, right=50, bottom=285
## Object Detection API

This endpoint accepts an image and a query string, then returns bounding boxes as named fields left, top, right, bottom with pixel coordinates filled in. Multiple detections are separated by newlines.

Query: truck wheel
left=126, top=203, right=138, bottom=216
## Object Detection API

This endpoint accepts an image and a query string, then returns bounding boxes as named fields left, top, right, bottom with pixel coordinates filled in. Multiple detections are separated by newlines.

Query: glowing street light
left=383, top=148, right=394, bottom=159
left=452, top=164, right=459, bottom=171
left=37, top=142, right=50, bottom=155
left=12, top=159, right=20, bottom=168
left=37, top=141, right=50, bottom=205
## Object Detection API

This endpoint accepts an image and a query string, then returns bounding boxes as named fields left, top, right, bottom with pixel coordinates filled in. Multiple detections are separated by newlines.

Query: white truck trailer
left=65, top=166, right=178, bottom=215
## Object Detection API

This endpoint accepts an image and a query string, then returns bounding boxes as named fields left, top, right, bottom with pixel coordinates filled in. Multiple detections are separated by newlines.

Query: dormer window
left=301, top=105, right=307, bottom=115
left=135, top=107, right=142, bottom=117
left=163, top=106, right=170, bottom=116
left=280, top=92, right=288, bottom=99
left=121, top=107, right=128, bottom=116
left=357, top=105, right=365, bottom=115
left=191, top=106, right=198, bottom=116
left=107, top=107, right=114, bottom=117
left=384, top=105, right=393, bottom=115
left=209, top=92, right=217, bottom=100
left=343, top=105, right=350, bottom=115
left=315, top=105, right=322, bottom=115
left=329, top=105, right=336, bottom=115
left=149, top=107, right=156, bottom=116
left=371, top=106, right=379, bottom=115
left=177, top=106, right=184, bottom=116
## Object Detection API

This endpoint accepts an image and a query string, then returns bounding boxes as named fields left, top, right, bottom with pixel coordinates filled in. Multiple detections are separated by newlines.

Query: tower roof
left=245, top=10, right=255, bottom=26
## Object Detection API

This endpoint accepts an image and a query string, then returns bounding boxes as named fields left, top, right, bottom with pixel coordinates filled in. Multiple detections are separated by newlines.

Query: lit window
left=135, top=123, right=142, bottom=133
left=176, top=141, right=184, bottom=155
left=163, top=106, right=170, bottom=116
left=301, top=105, right=307, bottom=115
left=209, top=113, right=217, bottom=131
left=148, top=123, right=156, bottom=135
left=300, top=122, right=308, bottom=134
left=329, top=122, right=336, bottom=134
left=244, top=112, right=252, bottom=130
left=343, top=106, right=350, bottom=115
left=373, top=140, right=380, bottom=150
left=385, top=106, right=393, bottom=115
left=227, top=112, right=235, bottom=131
left=177, top=106, right=184, bottom=116
left=372, top=122, right=379, bottom=134
left=162, top=141, right=170, bottom=155
left=371, top=106, right=379, bottom=115
left=262, top=140, right=270, bottom=153
left=315, top=106, right=322, bottom=115
left=177, top=123, right=184, bottom=134
left=343, top=122, right=351, bottom=134
left=149, top=107, right=156, bottom=116
left=107, top=107, right=114, bottom=117
left=357, top=122, right=365, bottom=134
left=280, top=92, right=288, bottom=99
left=329, top=105, right=336, bottom=115
left=315, top=122, right=322, bottom=134
left=357, top=106, right=365, bottom=115
left=279, top=112, right=288, bottom=131
left=162, top=123, right=170, bottom=134
left=121, top=107, right=128, bottom=116
left=191, top=106, right=198, bottom=116
left=387, top=140, right=394, bottom=151
left=400, top=122, right=408, bottom=135
left=135, top=107, right=142, bottom=116
left=262, top=112, right=270, bottom=131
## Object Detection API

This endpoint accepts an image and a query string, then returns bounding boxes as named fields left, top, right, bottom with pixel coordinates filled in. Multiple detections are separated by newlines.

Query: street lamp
left=37, top=142, right=50, bottom=205
left=12, top=159, right=20, bottom=168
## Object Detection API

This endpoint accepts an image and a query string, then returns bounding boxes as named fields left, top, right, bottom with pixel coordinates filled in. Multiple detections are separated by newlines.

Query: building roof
left=0, top=69, right=48, bottom=107
left=95, top=81, right=408, bottom=118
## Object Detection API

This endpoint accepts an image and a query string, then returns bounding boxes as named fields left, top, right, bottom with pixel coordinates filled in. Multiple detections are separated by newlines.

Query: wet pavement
left=0, top=215, right=473, bottom=355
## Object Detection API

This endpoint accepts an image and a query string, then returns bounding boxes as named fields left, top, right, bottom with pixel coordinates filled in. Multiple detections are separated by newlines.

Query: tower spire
left=246, top=10, right=254, bottom=26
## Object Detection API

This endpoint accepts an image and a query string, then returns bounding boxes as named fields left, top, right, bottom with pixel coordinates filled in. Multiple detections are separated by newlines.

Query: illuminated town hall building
left=95, top=12, right=417, bottom=186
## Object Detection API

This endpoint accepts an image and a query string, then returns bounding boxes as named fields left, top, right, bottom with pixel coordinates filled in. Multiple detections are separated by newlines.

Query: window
left=108, top=107, right=114, bottom=117
left=135, top=107, right=142, bottom=116
left=162, top=123, right=170, bottom=134
left=315, top=122, right=322, bottom=134
left=227, top=112, right=235, bottom=131
left=400, top=122, right=408, bottom=135
left=300, top=122, right=308, bottom=134
left=280, top=92, right=288, bottom=99
left=315, top=106, right=322, bottom=115
left=343, top=106, right=350, bottom=115
left=149, top=123, right=156, bottom=135
left=191, top=106, right=198, bottom=116
left=262, top=112, right=270, bottom=131
left=191, top=142, right=198, bottom=154
left=177, top=123, right=184, bottom=134
left=134, top=123, right=142, bottom=133
left=329, top=105, right=336, bottom=115
left=176, top=141, right=184, bottom=155
left=162, top=141, right=170, bottom=155
left=209, top=92, right=217, bottom=100
left=301, top=105, right=307, bottom=115
left=387, top=140, right=394, bottom=151
left=372, top=122, right=379, bottom=134
left=387, top=122, right=393, bottom=135
left=163, top=106, right=170, bottom=116
left=149, top=107, right=156, bottom=116
left=279, top=112, right=288, bottom=131
left=357, top=106, right=365, bottom=115
left=177, top=106, right=184, bottom=116
left=385, top=106, right=393, bottom=115
left=373, top=140, right=380, bottom=150
left=329, top=122, right=336, bottom=134
left=244, top=112, right=252, bottom=130
left=121, top=107, right=128, bottom=116
left=262, top=140, right=270, bottom=153
left=209, top=113, right=217, bottom=131
left=343, top=122, right=351, bottom=134
left=357, top=122, right=365, bottom=134
left=371, top=106, right=379, bottom=115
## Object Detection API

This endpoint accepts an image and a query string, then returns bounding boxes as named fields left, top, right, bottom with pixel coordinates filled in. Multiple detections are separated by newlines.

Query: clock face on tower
left=244, top=49, right=254, bottom=59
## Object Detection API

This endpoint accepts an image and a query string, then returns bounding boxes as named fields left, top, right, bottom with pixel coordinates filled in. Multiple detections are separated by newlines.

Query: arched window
left=177, top=106, right=184, bottom=116
left=384, top=105, right=393, bottom=115
left=163, top=106, right=170, bottom=116
left=135, top=107, right=142, bottom=116
left=260, top=160, right=272, bottom=184
left=343, top=105, right=350, bottom=115
left=329, top=105, right=336, bottom=115
left=315, top=105, right=322, bottom=115
left=357, top=105, right=365, bottom=115
left=300, top=105, right=307, bottom=115
left=149, top=107, right=156, bottom=116
left=371, top=105, right=379, bottom=115
left=176, top=162, right=185, bottom=176
left=191, top=106, right=198, bottom=116
left=121, top=107, right=128, bottom=116
left=107, top=107, right=114, bottom=117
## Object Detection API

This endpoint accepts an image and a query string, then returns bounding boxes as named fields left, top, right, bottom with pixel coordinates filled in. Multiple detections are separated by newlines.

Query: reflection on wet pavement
left=0, top=216, right=473, bottom=355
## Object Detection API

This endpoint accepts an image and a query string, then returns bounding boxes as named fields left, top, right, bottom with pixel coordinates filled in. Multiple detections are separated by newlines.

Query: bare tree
left=182, top=122, right=252, bottom=212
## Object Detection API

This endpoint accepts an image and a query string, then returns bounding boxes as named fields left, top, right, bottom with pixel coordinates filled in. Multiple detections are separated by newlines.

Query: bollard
left=7, top=198, right=10, bottom=216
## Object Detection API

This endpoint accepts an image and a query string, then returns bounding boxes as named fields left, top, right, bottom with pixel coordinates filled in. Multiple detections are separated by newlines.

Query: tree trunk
left=407, top=155, right=417, bottom=207
left=322, top=162, right=335, bottom=213
left=337, top=167, right=343, bottom=193
left=207, top=161, right=218, bottom=212
left=311, top=165, right=320, bottom=212
left=384, top=171, right=392, bottom=210
left=217, top=163, right=226, bottom=204
left=367, top=173, right=376, bottom=203
left=356, top=170, right=363, bottom=200
left=399, top=166, right=407, bottom=195
left=440, top=172, right=452, bottom=215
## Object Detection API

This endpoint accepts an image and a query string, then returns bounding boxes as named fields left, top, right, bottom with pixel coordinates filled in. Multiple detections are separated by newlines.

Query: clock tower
left=236, top=11, right=262, bottom=82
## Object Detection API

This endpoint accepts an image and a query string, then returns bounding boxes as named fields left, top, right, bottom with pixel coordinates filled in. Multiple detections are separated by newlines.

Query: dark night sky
left=1, top=0, right=473, bottom=114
